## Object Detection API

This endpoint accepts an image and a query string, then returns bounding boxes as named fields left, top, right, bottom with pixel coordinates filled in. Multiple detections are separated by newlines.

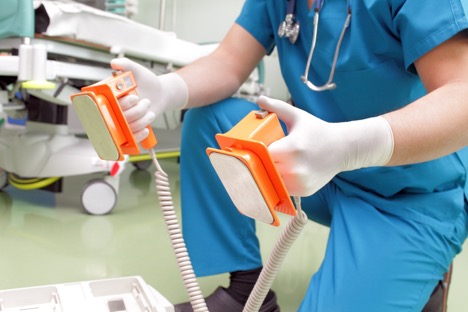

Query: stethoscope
left=278, top=0, right=352, bottom=91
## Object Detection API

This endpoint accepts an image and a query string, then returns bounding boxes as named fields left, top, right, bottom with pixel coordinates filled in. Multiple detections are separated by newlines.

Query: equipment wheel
left=0, top=169, right=8, bottom=190
left=81, top=179, right=117, bottom=215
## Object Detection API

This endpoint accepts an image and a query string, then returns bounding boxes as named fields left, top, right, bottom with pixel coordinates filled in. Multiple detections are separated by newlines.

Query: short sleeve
left=235, top=0, right=276, bottom=54
left=391, top=0, right=468, bottom=71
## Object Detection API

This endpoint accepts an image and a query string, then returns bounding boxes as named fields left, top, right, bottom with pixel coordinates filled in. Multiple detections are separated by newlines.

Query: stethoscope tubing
left=279, top=0, right=352, bottom=91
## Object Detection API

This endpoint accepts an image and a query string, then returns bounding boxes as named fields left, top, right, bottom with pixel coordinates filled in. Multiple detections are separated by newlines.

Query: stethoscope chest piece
left=278, top=13, right=300, bottom=44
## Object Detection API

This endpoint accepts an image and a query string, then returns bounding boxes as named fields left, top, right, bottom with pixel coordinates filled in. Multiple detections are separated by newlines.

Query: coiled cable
left=151, top=148, right=307, bottom=312
left=243, top=196, right=308, bottom=312
left=150, top=149, right=209, bottom=312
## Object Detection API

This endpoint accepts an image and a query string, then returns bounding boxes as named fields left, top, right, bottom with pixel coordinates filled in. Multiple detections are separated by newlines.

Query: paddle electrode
left=207, top=109, right=296, bottom=226
left=70, top=71, right=157, bottom=160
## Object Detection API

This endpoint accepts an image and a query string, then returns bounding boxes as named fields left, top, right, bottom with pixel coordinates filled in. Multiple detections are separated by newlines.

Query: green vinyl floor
left=0, top=158, right=467, bottom=311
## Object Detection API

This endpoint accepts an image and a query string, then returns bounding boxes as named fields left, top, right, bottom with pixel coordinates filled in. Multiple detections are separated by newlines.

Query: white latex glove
left=110, top=58, right=188, bottom=142
left=258, top=96, right=394, bottom=197
left=117, top=94, right=154, bottom=142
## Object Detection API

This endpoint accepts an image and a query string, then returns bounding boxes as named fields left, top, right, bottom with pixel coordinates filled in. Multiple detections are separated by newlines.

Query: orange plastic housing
left=206, top=110, right=296, bottom=226
left=70, top=71, right=157, bottom=161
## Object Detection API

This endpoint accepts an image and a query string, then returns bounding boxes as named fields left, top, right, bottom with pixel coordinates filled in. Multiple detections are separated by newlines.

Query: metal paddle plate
left=72, top=94, right=120, bottom=161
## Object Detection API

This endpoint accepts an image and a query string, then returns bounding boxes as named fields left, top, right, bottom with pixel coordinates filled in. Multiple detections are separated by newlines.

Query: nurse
left=112, top=0, right=468, bottom=311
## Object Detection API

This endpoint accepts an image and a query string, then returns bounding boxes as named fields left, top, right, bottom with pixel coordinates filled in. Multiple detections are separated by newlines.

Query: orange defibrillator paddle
left=70, top=71, right=157, bottom=161
left=206, top=109, right=296, bottom=226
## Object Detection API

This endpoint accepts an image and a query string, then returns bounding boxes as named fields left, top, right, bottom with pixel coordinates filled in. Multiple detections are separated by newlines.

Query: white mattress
left=34, top=0, right=217, bottom=66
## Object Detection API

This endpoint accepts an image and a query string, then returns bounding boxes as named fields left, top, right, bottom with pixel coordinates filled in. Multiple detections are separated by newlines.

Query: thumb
left=257, top=95, right=298, bottom=126
left=110, top=57, right=143, bottom=73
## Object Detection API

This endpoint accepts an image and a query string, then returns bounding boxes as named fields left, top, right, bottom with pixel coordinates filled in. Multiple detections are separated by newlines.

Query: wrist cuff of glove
left=344, top=116, right=394, bottom=170
left=158, top=72, right=189, bottom=110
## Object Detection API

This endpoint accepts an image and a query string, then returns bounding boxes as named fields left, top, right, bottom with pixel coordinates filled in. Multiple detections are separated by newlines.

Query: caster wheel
left=81, top=179, right=117, bottom=215
left=0, top=169, right=8, bottom=190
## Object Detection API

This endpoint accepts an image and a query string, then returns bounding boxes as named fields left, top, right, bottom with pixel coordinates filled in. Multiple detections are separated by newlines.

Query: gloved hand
left=257, top=96, right=394, bottom=197
left=116, top=94, right=154, bottom=142
left=110, top=58, right=188, bottom=142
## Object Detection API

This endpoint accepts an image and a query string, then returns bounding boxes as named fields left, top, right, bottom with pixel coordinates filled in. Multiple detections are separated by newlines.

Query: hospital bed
left=0, top=0, right=264, bottom=214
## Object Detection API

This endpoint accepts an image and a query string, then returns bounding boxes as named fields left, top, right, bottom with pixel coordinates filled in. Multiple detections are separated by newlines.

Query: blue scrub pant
left=179, top=98, right=468, bottom=312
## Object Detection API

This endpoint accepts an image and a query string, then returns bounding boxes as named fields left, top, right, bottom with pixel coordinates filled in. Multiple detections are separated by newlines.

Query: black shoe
left=174, top=286, right=280, bottom=312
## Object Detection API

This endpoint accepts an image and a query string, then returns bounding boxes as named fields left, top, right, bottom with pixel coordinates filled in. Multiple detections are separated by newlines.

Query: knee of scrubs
left=180, top=97, right=263, bottom=276
left=298, top=184, right=468, bottom=312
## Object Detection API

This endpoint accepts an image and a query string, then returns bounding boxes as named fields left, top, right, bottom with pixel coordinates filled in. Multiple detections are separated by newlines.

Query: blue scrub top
left=235, top=0, right=468, bottom=233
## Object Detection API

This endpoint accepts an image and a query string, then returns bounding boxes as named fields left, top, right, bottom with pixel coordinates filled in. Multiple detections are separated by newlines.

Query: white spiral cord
left=150, top=149, right=307, bottom=312
left=150, top=149, right=209, bottom=312
left=243, top=196, right=308, bottom=312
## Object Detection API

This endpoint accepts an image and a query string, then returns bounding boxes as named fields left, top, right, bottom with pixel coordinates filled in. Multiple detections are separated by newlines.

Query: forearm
left=176, top=53, right=246, bottom=108
left=176, top=23, right=266, bottom=109
left=384, top=81, right=468, bottom=166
